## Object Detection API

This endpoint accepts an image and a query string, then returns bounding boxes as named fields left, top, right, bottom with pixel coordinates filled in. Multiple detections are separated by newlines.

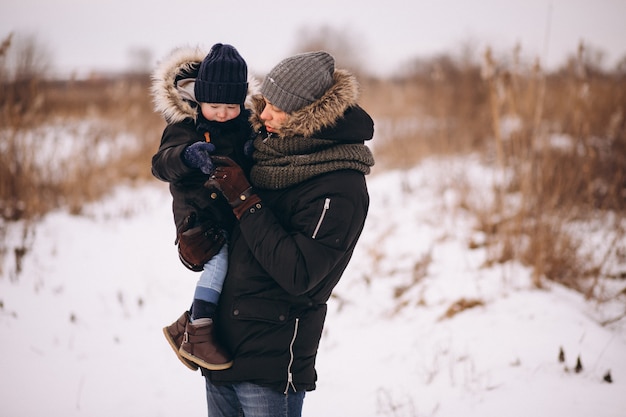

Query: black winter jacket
left=150, top=47, right=255, bottom=237
left=152, top=115, right=253, bottom=235
left=206, top=68, right=374, bottom=393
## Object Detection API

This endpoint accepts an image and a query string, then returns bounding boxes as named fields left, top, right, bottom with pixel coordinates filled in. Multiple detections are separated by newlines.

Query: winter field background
left=1, top=152, right=625, bottom=417
left=2, top=12, right=626, bottom=415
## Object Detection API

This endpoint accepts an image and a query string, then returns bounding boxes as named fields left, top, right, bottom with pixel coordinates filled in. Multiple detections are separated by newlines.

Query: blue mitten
left=183, top=142, right=216, bottom=174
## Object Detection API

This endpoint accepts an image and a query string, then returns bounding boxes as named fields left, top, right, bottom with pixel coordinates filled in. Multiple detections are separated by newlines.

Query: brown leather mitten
left=204, top=156, right=262, bottom=220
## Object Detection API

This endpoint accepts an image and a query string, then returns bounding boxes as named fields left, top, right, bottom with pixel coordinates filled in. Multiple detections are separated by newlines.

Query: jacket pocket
left=231, top=296, right=290, bottom=324
left=308, top=196, right=355, bottom=250
left=312, top=198, right=331, bottom=239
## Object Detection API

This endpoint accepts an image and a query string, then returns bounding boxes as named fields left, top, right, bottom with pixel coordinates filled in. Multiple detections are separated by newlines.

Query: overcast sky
left=2, top=0, right=625, bottom=77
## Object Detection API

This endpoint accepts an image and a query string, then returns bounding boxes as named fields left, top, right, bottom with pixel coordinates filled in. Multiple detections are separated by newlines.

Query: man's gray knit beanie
left=260, top=51, right=335, bottom=113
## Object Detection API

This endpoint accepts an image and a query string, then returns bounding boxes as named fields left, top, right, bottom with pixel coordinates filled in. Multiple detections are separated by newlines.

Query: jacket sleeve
left=151, top=123, right=199, bottom=182
left=237, top=174, right=369, bottom=296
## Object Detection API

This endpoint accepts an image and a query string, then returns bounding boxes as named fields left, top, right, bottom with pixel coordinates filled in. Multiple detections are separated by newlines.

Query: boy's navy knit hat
left=194, top=43, right=248, bottom=104
left=260, top=51, right=335, bottom=113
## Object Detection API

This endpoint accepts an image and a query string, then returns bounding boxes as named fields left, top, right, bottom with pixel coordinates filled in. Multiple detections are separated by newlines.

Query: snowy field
left=1, top=157, right=625, bottom=417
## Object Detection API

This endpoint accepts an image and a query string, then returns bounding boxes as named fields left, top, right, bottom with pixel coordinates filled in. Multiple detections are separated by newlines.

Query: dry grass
left=1, top=47, right=163, bottom=220
left=360, top=42, right=625, bottom=298
left=0, top=33, right=164, bottom=276
left=439, top=298, right=485, bottom=320
left=477, top=44, right=626, bottom=296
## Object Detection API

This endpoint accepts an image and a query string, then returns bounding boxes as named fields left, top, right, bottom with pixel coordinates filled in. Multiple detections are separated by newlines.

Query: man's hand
left=205, top=156, right=262, bottom=219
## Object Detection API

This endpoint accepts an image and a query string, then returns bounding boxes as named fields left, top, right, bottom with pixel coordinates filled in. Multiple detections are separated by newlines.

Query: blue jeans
left=205, top=378, right=305, bottom=417
left=194, top=243, right=229, bottom=305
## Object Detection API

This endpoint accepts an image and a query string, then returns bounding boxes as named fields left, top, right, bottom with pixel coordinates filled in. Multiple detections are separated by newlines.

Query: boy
left=151, top=43, right=254, bottom=371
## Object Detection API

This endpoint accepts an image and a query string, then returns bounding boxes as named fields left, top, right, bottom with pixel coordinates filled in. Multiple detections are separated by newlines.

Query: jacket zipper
left=284, top=318, right=300, bottom=394
left=312, top=198, right=331, bottom=239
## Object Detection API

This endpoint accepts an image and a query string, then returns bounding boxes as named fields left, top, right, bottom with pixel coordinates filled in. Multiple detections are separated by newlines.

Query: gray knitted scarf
left=250, top=135, right=375, bottom=190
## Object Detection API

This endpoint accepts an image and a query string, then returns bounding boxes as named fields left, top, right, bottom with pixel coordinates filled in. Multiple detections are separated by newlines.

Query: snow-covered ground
left=1, top=157, right=625, bottom=417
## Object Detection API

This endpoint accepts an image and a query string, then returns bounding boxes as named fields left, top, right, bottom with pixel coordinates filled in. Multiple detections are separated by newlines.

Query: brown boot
left=179, top=318, right=233, bottom=370
left=162, top=311, right=198, bottom=371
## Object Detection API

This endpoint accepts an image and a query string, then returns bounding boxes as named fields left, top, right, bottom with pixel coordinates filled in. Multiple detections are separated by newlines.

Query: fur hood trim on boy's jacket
left=249, top=69, right=361, bottom=138
left=151, top=46, right=259, bottom=124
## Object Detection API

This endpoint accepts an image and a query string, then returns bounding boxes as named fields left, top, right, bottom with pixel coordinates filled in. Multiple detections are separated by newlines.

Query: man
left=204, top=50, right=375, bottom=416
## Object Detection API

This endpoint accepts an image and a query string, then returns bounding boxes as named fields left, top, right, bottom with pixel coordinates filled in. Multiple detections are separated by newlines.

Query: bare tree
left=1, top=32, right=53, bottom=125
left=126, top=46, right=154, bottom=75
left=0, top=33, right=13, bottom=82
left=616, top=54, right=626, bottom=76
left=291, top=25, right=367, bottom=75
left=9, top=32, right=53, bottom=81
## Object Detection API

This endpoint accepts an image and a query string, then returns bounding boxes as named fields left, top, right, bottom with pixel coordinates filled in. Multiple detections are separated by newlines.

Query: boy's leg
left=191, top=243, right=229, bottom=320
left=179, top=316, right=233, bottom=370
left=181, top=244, right=232, bottom=370
left=162, top=311, right=198, bottom=371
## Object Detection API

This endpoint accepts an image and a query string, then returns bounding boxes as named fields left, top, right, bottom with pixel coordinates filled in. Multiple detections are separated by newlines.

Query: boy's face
left=200, top=103, right=241, bottom=122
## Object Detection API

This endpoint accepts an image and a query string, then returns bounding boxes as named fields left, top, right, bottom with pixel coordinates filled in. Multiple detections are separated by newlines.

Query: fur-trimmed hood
left=250, top=69, right=373, bottom=141
left=151, top=46, right=258, bottom=124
